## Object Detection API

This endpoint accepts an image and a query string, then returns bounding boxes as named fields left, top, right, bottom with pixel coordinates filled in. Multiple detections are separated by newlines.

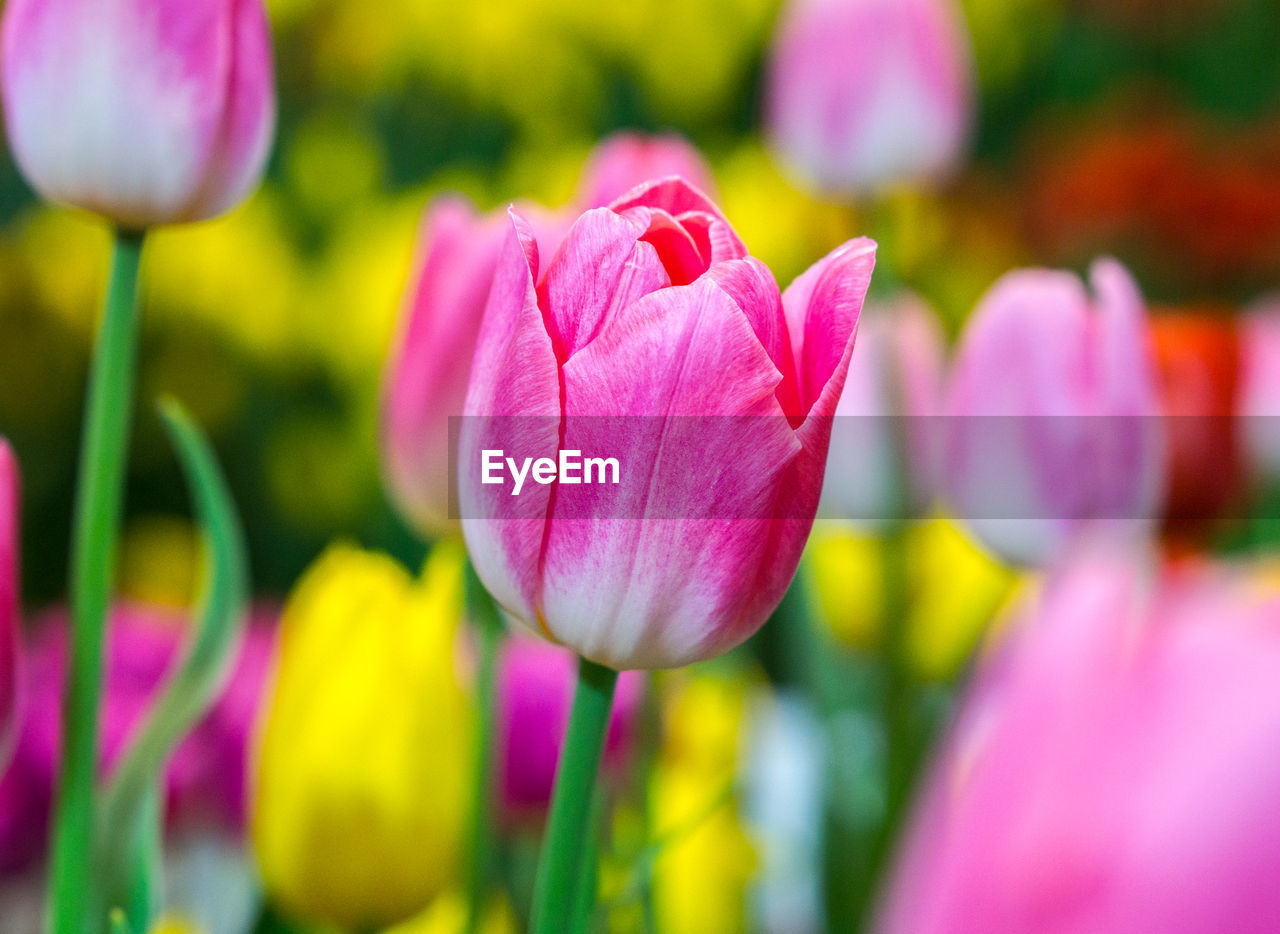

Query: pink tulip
left=1240, top=296, right=1280, bottom=487
left=879, top=549, right=1280, bottom=934
left=0, top=603, right=276, bottom=874
left=497, top=635, right=642, bottom=822
left=820, top=294, right=945, bottom=528
left=578, top=131, right=718, bottom=209
left=382, top=197, right=568, bottom=537
left=0, top=440, right=19, bottom=769
left=765, top=0, right=975, bottom=195
left=942, top=259, right=1165, bottom=566
left=382, top=198, right=512, bottom=537
left=459, top=178, right=876, bottom=669
left=1, top=0, right=276, bottom=228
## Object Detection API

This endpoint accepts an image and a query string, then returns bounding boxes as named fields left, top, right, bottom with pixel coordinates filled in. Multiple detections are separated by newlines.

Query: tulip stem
left=464, top=561, right=504, bottom=934
left=530, top=657, right=619, bottom=934
left=47, top=229, right=145, bottom=934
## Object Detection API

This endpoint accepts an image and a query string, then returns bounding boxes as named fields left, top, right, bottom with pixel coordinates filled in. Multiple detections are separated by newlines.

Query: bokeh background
left=2, top=0, right=1280, bottom=932
left=2, top=0, right=1277, bottom=607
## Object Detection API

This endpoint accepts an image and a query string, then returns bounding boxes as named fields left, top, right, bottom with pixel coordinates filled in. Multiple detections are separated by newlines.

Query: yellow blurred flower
left=117, top=516, right=202, bottom=609
left=648, top=674, right=757, bottom=934
left=149, top=918, right=202, bottom=934
left=144, top=188, right=305, bottom=364
left=380, top=891, right=515, bottom=934
left=717, top=143, right=852, bottom=288
left=808, top=517, right=1022, bottom=681
left=15, top=207, right=110, bottom=339
left=254, top=543, right=474, bottom=930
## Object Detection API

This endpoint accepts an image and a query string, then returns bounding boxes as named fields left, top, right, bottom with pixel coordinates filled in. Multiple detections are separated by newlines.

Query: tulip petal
left=537, top=278, right=801, bottom=668
left=732, top=240, right=875, bottom=635
left=460, top=210, right=562, bottom=625
left=382, top=197, right=507, bottom=535
left=537, top=208, right=671, bottom=359
left=706, top=258, right=802, bottom=419
left=2, top=0, right=233, bottom=227
left=782, top=238, right=878, bottom=417
left=1089, top=258, right=1165, bottom=524
left=0, top=441, right=18, bottom=765
left=182, top=0, right=276, bottom=221
left=611, top=178, right=748, bottom=261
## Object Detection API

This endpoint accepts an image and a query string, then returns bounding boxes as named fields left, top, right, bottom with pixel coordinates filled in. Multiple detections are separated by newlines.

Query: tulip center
left=638, top=211, right=711, bottom=286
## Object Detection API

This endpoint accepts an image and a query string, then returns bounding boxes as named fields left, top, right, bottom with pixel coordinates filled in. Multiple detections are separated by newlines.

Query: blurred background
left=1, top=0, right=1278, bottom=602
left=2, top=0, right=1280, bottom=932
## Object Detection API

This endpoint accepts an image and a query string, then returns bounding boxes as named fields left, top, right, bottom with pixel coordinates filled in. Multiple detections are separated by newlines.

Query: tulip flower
left=1, top=0, right=276, bottom=229
left=1240, top=297, right=1280, bottom=489
left=382, top=197, right=568, bottom=538
left=0, top=603, right=275, bottom=875
left=497, top=635, right=642, bottom=821
left=879, top=549, right=1280, bottom=934
left=382, top=198, right=512, bottom=537
left=819, top=294, right=945, bottom=528
left=942, top=259, right=1165, bottom=567
left=459, top=178, right=876, bottom=670
left=1149, top=312, right=1243, bottom=545
left=578, top=131, right=718, bottom=209
left=253, top=544, right=473, bottom=930
left=0, top=440, right=18, bottom=768
left=764, top=0, right=975, bottom=195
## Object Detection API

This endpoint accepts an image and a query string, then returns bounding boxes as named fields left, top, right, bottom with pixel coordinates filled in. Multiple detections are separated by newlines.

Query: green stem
left=47, top=229, right=145, bottom=934
left=464, top=561, right=504, bottom=934
left=569, top=790, right=605, bottom=934
left=530, top=657, right=619, bottom=934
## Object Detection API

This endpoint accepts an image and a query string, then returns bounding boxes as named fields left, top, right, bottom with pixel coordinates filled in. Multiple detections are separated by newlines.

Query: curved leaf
left=94, top=398, right=249, bottom=931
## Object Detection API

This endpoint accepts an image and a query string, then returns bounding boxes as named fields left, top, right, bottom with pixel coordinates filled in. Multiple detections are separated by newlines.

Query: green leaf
left=93, top=398, right=250, bottom=933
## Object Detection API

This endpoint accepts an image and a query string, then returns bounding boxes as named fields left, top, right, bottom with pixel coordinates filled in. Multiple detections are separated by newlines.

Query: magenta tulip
left=1241, top=296, right=1280, bottom=488
left=497, top=635, right=642, bottom=821
left=382, top=197, right=568, bottom=537
left=820, top=294, right=945, bottom=527
left=942, top=259, right=1164, bottom=566
left=459, top=178, right=876, bottom=669
left=0, top=603, right=275, bottom=874
left=879, top=549, right=1280, bottom=934
left=765, top=0, right=975, bottom=195
left=0, top=440, right=19, bottom=769
left=578, top=131, right=718, bottom=209
left=1, top=0, right=276, bottom=228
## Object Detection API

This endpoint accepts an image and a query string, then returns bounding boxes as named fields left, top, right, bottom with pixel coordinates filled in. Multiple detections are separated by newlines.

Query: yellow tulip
left=650, top=674, right=758, bottom=934
left=808, top=517, right=1022, bottom=681
left=253, top=543, right=473, bottom=930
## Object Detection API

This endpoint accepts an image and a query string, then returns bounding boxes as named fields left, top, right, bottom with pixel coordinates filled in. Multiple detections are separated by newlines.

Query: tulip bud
left=0, top=440, right=18, bottom=767
left=382, top=198, right=510, bottom=537
left=253, top=544, right=472, bottom=929
left=1241, top=297, right=1280, bottom=489
left=578, top=131, right=718, bottom=209
left=942, top=258, right=1164, bottom=567
left=764, top=0, right=975, bottom=195
left=1, top=0, right=276, bottom=228
left=879, top=549, right=1280, bottom=934
left=381, top=197, right=568, bottom=539
left=820, top=294, right=945, bottom=528
left=496, top=634, right=642, bottom=822
left=459, top=179, right=875, bottom=669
